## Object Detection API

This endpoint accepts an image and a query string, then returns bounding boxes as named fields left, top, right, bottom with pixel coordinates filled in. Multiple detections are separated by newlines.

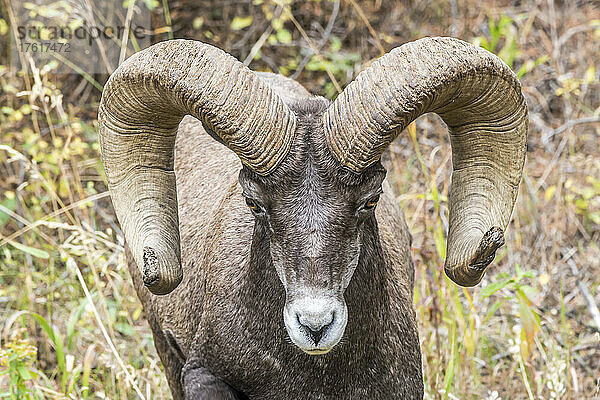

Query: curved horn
left=99, top=40, right=297, bottom=294
left=324, top=37, right=527, bottom=286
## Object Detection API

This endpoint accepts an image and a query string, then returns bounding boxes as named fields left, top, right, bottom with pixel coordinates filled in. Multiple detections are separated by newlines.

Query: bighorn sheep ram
left=98, top=37, right=527, bottom=399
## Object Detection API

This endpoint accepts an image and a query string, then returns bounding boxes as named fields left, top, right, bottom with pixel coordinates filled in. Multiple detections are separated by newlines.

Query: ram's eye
left=363, top=195, right=380, bottom=210
left=245, top=198, right=260, bottom=211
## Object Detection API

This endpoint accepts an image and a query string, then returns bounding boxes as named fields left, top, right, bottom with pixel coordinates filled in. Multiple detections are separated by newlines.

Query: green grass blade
left=7, top=241, right=49, bottom=259
left=19, top=312, right=67, bottom=393
left=443, top=322, right=457, bottom=399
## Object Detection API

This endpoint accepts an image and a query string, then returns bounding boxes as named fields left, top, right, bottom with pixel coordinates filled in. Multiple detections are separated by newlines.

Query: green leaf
left=518, top=270, right=535, bottom=279
left=0, top=197, right=16, bottom=228
left=590, top=211, right=600, bottom=225
left=9, top=241, right=50, bottom=259
left=141, top=0, right=160, bottom=10
left=473, top=36, right=490, bottom=51
left=231, top=16, right=253, bottom=30
left=519, top=284, right=538, bottom=301
left=271, top=18, right=283, bottom=31
left=193, top=17, right=204, bottom=30
left=0, top=18, right=8, bottom=36
left=330, top=36, right=341, bottom=52
left=485, top=299, right=503, bottom=322
left=276, top=29, right=292, bottom=44
left=479, top=278, right=511, bottom=299
left=16, top=365, right=32, bottom=380
left=114, top=322, right=135, bottom=336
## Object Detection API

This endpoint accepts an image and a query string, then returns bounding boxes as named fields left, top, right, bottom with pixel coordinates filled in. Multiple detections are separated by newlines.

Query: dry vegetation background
left=1, top=0, right=600, bottom=398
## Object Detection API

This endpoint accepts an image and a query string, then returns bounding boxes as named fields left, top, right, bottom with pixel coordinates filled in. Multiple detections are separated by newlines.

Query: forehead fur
left=241, top=97, right=385, bottom=190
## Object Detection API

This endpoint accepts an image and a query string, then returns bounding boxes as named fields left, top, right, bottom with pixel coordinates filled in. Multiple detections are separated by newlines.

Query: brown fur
left=126, top=76, right=424, bottom=399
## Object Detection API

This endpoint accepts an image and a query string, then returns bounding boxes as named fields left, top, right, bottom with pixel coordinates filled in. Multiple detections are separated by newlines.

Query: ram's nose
left=284, top=296, right=347, bottom=354
left=297, top=310, right=334, bottom=345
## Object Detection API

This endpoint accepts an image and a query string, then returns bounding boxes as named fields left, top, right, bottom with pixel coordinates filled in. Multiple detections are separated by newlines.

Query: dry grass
left=1, top=0, right=599, bottom=398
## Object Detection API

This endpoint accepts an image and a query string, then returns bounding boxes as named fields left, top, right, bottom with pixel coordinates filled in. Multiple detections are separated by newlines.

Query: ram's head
left=99, top=37, right=527, bottom=354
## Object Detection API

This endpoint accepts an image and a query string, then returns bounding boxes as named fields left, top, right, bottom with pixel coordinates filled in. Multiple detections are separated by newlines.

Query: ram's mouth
left=303, top=348, right=332, bottom=356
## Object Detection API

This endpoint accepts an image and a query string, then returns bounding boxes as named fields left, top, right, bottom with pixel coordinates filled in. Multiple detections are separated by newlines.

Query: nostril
left=296, top=312, right=335, bottom=346
left=306, top=326, right=326, bottom=345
